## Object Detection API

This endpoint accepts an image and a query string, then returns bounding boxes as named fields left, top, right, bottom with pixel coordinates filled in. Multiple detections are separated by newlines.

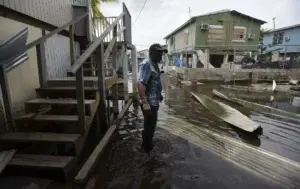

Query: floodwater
left=1, top=75, right=300, bottom=189
left=94, top=75, right=300, bottom=189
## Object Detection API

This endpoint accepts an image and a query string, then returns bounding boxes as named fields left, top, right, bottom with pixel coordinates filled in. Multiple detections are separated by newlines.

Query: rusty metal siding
left=0, top=0, right=74, bottom=27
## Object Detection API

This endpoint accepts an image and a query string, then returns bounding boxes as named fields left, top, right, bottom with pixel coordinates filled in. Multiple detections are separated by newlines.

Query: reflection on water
left=95, top=75, right=300, bottom=189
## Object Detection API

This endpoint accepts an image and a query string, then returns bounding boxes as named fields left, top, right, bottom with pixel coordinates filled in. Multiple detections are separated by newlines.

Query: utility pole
left=272, top=17, right=276, bottom=30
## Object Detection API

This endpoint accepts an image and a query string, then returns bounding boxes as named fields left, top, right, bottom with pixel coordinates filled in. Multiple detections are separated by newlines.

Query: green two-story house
left=164, top=9, right=266, bottom=68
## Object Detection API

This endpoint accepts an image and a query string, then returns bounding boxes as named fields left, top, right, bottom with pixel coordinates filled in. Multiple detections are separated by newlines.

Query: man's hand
left=141, top=99, right=151, bottom=117
left=160, top=94, right=164, bottom=102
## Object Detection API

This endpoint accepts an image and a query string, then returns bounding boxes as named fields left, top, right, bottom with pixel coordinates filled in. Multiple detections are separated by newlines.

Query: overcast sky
left=101, top=0, right=300, bottom=50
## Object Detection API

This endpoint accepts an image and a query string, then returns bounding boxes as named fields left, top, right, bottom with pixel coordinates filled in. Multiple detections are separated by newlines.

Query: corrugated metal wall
left=0, top=0, right=84, bottom=79
left=0, top=0, right=74, bottom=27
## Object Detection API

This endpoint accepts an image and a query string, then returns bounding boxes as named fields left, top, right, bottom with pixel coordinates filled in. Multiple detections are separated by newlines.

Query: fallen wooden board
left=191, top=92, right=260, bottom=132
left=212, top=89, right=300, bottom=123
left=0, top=149, right=16, bottom=174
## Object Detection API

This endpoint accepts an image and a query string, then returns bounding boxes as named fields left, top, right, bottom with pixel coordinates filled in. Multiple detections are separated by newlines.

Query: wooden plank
left=131, top=46, right=138, bottom=93
left=96, top=42, right=108, bottom=130
left=74, top=125, right=116, bottom=184
left=213, top=89, right=300, bottom=122
left=0, top=65, right=15, bottom=131
left=36, top=43, right=47, bottom=88
left=69, top=24, right=75, bottom=65
left=0, top=149, right=16, bottom=173
left=9, top=154, right=74, bottom=169
left=70, top=12, right=125, bottom=74
left=114, top=98, right=132, bottom=125
left=0, top=132, right=81, bottom=143
left=112, top=25, right=119, bottom=115
left=76, top=67, right=86, bottom=135
left=122, top=46, right=129, bottom=100
left=191, top=92, right=260, bottom=132
left=25, top=98, right=95, bottom=105
left=15, top=114, right=89, bottom=123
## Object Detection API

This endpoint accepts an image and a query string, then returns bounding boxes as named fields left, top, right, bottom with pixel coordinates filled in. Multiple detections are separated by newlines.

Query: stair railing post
left=36, top=42, right=47, bottom=88
left=76, top=67, right=86, bottom=135
left=69, top=24, right=75, bottom=65
left=131, top=45, right=138, bottom=94
left=0, top=65, right=15, bottom=131
left=122, top=45, right=129, bottom=101
left=112, top=25, right=119, bottom=116
left=96, top=42, right=108, bottom=131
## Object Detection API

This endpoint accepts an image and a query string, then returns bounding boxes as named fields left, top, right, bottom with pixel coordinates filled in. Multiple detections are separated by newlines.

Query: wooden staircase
left=0, top=3, right=134, bottom=186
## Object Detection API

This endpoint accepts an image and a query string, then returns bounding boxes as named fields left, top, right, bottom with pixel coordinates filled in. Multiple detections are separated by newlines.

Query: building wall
left=166, top=22, right=196, bottom=54
left=0, top=17, right=41, bottom=114
left=263, top=27, right=300, bottom=54
left=0, top=0, right=74, bottom=27
left=195, top=12, right=261, bottom=51
left=0, top=17, right=80, bottom=114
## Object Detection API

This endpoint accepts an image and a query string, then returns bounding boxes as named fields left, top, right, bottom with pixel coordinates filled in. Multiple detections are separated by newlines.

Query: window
left=170, top=37, right=175, bottom=46
left=217, top=20, right=224, bottom=25
left=208, top=25, right=224, bottom=42
left=273, top=32, right=284, bottom=45
left=232, top=26, right=247, bottom=42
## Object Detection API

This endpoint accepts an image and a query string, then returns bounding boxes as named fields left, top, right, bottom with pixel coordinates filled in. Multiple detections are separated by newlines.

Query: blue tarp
left=175, top=55, right=183, bottom=67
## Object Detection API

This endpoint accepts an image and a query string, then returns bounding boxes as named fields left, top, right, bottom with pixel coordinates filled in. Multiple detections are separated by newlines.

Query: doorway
left=210, top=54, right=224, bottom=68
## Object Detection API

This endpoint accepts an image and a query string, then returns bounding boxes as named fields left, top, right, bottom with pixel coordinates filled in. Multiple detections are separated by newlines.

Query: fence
left=166, top=44, right=300, bottom=69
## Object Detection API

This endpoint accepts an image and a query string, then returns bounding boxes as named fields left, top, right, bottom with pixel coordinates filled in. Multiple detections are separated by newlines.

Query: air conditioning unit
left=248, top=33, right=255, bottom=39
left=200, top=24, right=209, bottom=30
left=285, top=36, right=290, bottom=41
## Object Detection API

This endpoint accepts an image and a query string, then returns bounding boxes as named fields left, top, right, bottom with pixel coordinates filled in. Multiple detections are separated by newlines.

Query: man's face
left=150, top=50, right=163, bottom=63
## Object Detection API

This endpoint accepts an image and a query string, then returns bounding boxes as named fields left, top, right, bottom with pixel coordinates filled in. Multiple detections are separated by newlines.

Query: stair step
left=36, top=87, right=98, bottom=99
left=47, top=77, right=98, bottom=87
left=26, top=98, right=95, bottom=105
left=0, top=132, right=81, bottom=144
left=16, top=114, right=89, bottom=123
left=9, top=154, right=75, bottom=170
left=25, top=98, right=96, bottom=115
left=46, top=76, right=118, bottom=89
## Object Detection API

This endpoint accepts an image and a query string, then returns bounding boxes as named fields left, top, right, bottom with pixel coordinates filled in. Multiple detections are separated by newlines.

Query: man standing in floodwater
left=137, top=43, right=167, bottom=152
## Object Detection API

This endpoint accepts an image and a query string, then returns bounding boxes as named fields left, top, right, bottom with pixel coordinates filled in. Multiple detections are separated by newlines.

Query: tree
left=91, top=0, right=118, bottom=18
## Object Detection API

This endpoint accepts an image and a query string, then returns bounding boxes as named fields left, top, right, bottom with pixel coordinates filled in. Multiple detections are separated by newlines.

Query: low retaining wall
left=167, top=66, right=300, bottom=82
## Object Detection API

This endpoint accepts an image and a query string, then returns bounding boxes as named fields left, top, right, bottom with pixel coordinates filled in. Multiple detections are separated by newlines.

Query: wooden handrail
left=26, top=12, right=89, bottom=50
left=70, top=12, right=125, bottom=74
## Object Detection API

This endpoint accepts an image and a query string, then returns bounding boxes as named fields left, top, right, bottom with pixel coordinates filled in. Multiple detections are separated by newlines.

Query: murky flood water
left=94, top=75, right=300, bottom=189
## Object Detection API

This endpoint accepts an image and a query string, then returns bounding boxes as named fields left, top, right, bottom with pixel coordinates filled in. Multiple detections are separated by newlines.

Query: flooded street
left=94, top=75, right=300, bottom=189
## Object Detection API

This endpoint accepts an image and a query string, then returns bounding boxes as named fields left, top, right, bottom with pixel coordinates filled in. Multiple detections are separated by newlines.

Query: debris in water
left=192, top=92, right=260, bottom=132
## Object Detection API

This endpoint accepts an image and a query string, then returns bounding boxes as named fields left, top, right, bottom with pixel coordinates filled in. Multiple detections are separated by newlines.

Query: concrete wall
left=166, top=22, right=196, bottom=54
left=0, top=17, right=41, bottom=114
left=168, top=66, right=300, bottom=81
left=263, top=27, right=300, bottom=53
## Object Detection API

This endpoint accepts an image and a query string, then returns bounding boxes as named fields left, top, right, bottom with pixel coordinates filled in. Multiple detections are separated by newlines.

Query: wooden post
left=0, top=65, right=15, bottom=131
left=131, top=45, right=138, bottom=94
left=112, top=26, right=119, bottom=115
left=122, top=46, right=129, bottom=101
left=36, top=42, right=47, bottom=88
left=76, top=67, right=86, bottom=135
left=69, top=24, right=75, bottom=65
left=96, top=43, right=108, bottom=130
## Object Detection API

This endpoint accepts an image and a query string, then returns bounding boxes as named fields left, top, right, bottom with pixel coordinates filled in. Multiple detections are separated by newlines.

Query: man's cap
left=149, top=43, right=168, bottom=53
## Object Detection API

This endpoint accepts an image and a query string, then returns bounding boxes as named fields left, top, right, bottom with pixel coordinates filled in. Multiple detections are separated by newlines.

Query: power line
left=133, top=0, right=149, bottom=26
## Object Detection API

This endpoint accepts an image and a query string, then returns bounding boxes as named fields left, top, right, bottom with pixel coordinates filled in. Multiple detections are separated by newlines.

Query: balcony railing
left=72, top=0, right=88, bottom=7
